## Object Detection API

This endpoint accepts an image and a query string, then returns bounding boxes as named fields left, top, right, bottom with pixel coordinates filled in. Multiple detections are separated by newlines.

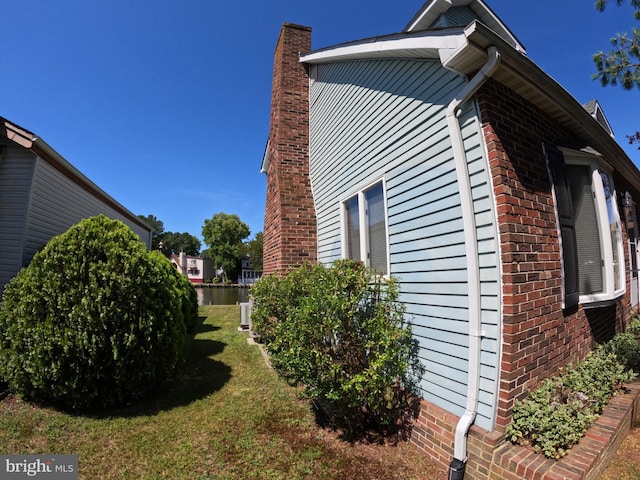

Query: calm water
left=196, top=286, right=251, bottom=305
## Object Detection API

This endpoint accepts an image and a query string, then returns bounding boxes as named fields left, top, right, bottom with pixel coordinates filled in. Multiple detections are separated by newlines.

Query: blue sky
left=3, top=0, right=639, bottom=245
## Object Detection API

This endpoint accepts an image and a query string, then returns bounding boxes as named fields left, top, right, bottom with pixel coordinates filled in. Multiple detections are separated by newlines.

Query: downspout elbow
left=446, top=46, right=501, bottom=120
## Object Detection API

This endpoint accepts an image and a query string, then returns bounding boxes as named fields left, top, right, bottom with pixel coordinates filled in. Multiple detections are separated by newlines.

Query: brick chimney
left=262, top=23, right=317, bottom=276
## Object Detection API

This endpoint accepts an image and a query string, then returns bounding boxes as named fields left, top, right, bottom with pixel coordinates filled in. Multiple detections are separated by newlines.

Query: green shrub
left=506, top=348, right=636, bottom=459
left=251, top=260, right=422, bottom=437
left=601, top=316, right=640, bottom=372
left=0, top=215, right=198, bottom=410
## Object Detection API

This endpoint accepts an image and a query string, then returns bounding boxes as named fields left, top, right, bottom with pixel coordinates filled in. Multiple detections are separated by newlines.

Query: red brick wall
left=410, top=399, right=457, bottom=468
left=263, top=23, right=317, bottom=276
left=476, top=79, right=631, bottom=433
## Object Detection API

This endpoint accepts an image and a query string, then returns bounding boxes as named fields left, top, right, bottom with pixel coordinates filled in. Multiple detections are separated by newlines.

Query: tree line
left=137, top=212, right=263, bottom=283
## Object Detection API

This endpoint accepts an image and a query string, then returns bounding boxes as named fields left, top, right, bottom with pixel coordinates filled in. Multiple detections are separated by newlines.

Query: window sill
left=580, top=290, right=625, bottom=309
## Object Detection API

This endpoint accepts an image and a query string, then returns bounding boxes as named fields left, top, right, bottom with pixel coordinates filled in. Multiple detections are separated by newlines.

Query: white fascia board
left=300, top=30, right=466, bottom=64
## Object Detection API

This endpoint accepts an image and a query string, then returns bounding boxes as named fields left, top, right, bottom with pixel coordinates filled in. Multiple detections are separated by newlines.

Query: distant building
left=170, top=252, right=214, bottom=283
left=0, top=116, right=152, bottom=292
left=239, top=257, right=262, bottom=285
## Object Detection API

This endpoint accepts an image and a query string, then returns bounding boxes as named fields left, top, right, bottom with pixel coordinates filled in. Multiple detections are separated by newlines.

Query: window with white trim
left=546, top=144, right=625, bottom=306
left=342, top=180, right=389, bottom=275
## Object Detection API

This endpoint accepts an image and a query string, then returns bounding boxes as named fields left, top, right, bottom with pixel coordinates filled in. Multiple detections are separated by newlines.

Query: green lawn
left=0, top=305, right=441, bottom=479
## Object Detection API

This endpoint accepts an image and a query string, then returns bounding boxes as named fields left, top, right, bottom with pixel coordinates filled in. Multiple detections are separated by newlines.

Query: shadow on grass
left=82, top=315, right=232, bottom=419
left=310, top=392, right=421, bottom=446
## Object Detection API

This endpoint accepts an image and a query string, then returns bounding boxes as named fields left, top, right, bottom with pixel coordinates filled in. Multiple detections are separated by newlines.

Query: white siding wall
left=0, top=145, right=36, bottom=288
left=309, top=59, right=501, bottom=431
left=22, top=157, right=151, bottom=265
left=0, top=143, right=151, bottom=291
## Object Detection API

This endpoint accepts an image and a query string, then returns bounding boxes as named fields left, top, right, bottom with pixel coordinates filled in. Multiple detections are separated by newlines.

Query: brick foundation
left=410, top=383, right=640, bottom=479
left=489, top=382, right=640, bottom=480
left=410, top=399, right=457, bottom=468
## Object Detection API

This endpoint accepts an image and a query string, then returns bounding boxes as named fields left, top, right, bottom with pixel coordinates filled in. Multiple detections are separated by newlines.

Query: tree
left=161, top=231, right=201, bottom=256
left=244, top=231, right=263, bottom=271
left=137, top=214, right=201, bottom=256
left=137, top=214, right=165, bottom=250
left=593, top=0, right=640, bottom=147
left=202, top=213, right=250, bottom=282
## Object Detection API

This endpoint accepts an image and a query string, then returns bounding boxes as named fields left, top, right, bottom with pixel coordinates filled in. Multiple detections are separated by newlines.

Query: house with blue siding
left=0, top=116, right=152, bottom=292
left=261, top=1, right=640, bottom=477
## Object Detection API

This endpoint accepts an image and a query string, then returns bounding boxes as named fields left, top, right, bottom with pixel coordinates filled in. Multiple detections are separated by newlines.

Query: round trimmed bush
left=0, top=215, right=197, bottom=410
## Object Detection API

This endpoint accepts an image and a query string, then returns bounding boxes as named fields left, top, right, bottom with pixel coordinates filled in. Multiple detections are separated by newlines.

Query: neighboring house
left=170, top=252, right=214, bottom=283
left=261, top=1, right=640, bottom=478
left=239, top=258, right=262, bottom=285
left=0, top=116, right=152, bottom=292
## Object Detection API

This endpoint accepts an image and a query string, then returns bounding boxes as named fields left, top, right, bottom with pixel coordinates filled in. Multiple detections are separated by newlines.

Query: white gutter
left=446, top=45, right=501, bottom=470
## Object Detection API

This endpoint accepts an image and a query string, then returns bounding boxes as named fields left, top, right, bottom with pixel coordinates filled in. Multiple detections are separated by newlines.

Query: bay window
left=546, top=143, right=625, bottom=307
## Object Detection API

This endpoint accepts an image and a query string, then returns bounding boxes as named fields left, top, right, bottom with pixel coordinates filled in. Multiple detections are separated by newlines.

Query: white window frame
left=562, top=148, right=625, bottom=305
left=626, top=197, right=640, bottom=308
left=340, top=178, right=390, bottom=275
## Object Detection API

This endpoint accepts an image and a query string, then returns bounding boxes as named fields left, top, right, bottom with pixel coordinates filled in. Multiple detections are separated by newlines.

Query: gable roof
left=583, top=99, right=615, bottom=138
left=300, top=0, right=524, bottom=65
left=404, top=0, right=525, bottom=52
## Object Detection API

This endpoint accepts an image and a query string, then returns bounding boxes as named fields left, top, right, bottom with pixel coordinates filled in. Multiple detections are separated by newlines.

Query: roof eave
left=0, top=117, right=152, bottom=233
left=300, top=29, right=466, bottom=64
left=447, top=21, right=640, bottom=191
left=1, top=117, right=37, bottom=149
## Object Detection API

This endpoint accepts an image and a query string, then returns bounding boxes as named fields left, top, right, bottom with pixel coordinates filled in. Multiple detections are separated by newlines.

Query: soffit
left=1, top=117, right=36, bottom=149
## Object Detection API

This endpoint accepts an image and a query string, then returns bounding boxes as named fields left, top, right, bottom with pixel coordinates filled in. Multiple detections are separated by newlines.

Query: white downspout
left=446, top=46, right=501, bottom=478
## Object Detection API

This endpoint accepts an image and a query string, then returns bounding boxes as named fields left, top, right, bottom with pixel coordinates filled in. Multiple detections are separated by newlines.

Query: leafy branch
left=593, top=0, right=640, bottom=148
left=593, top=28, right=640, bottom=90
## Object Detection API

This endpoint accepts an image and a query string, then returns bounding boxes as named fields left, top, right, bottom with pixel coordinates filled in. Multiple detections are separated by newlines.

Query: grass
left=601, top=427, right=640, bottom=480
left=0, top=305, right=443, bottom=479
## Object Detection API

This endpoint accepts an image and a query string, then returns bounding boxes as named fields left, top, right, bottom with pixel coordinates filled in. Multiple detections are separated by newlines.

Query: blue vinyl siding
left=309, top=59, right=501, bottom=431
left=431, top=6, right=478, bottom=28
